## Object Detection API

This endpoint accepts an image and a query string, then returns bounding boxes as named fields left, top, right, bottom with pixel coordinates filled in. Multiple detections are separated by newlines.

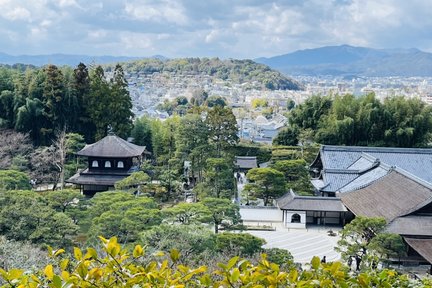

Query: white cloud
left=124, top=0, right=188, bottom=25
left=0, top=0, right=431, bottom=58
left=3, top=6, right=30, bottom=21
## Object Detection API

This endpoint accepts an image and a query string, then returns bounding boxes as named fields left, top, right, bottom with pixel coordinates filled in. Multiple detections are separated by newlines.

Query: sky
left=1, top=0, right=431, bottom=59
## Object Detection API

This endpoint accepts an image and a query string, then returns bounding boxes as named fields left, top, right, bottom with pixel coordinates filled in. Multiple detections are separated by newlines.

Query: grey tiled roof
left=235, top=156, right=258, bottom=169
left=77, top=135, right=146, bottom=158
left=318, top=145, right=432, bottom=184
left=277, top=191, right=347, bottom=212
left=338, top=165, right=390, bottom=193
left=387, top=216, right=432, bottom=237
left=321, top=170, right=359, bottom=192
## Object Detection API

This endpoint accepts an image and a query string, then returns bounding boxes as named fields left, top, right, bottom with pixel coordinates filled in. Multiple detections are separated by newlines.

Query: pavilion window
left=291, top=213, right=301, bottom=223
left=92, top=160, right=99, bottom=168
left=105, top=161, right=111, bottom=168
left=117, top=161, right=124, bottom=168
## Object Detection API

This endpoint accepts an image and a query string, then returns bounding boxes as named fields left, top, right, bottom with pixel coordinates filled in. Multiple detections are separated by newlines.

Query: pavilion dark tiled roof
left=340, top=170, right=432, bottom=222
left=67, top=170, right=128, bottom=186
left=404, top=238, right=432, bottom=264
left=76, top=135, right=146, bottom=158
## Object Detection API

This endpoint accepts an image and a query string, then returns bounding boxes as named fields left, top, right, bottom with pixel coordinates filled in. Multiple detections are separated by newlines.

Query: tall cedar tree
left=206, top=106, right=239, bottom=157
left=73, top=63, right=95, bottom=142
left=110, top=64, right=133, bottom=139
left=41, top=65, right=67, bottom=144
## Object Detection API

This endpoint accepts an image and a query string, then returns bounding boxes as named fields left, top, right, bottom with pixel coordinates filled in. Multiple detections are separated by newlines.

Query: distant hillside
left=0, top=52, right=166, bottom=67
left=256, top=45, right=432, bottom=77
left=107, top=58, right=302, bottom=90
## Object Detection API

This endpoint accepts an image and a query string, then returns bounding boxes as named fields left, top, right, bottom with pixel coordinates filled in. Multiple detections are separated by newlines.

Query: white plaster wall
left=239, top=207, right=283, bottom=222
left=284, top=211, right=306, bottom=229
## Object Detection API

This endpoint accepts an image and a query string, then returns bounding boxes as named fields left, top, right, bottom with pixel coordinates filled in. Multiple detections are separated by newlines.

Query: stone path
left=248, top=229, right=341, bottom=264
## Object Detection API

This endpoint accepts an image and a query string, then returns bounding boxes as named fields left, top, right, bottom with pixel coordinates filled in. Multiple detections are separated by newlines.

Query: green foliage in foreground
left=0, top=236, right=430, bottom=287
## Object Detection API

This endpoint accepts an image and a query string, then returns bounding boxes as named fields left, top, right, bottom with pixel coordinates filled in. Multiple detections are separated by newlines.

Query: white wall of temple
left=284, top=210, right=306, bottom=229
left=239, top=207, right=283, bottom=222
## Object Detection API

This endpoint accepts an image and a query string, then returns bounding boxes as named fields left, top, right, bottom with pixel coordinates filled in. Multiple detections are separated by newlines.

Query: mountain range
left=0, top=53, right=166, bottom=67
left=256, top=45, right=432, bottom=77
left=1, top=45, right=432, bottom=77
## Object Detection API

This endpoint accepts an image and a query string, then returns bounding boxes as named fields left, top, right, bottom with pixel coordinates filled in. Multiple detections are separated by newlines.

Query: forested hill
left=105, top=58, right=302, bottom=91
left=256, top=45, right=432, bottom=76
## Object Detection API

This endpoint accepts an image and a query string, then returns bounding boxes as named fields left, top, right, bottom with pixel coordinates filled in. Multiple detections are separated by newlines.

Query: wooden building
left=277, top=190, right=350, bottom=229
left=234, top=156, right=258, bottom=172
left=306, top=145, right=432, bottom=266
left=67, top=135, right=148, bottom=195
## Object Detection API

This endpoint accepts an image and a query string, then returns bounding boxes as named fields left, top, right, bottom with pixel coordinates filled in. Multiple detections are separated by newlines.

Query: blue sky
left=1, top=0, right=431, bottom=58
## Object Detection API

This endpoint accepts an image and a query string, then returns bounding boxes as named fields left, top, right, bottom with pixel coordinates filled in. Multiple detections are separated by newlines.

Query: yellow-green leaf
left=73, top=247, right=83, bottom=261
left=311, top=256, right=320, bottom=270
left=227, top=256, right=239, bottom=270
left=44, top=264, right=54, bottom=280
left=289, top=269, right=298, bottom=282
left=52, top=275, right=62, bottom=288
left=170, top=249, right=180, bottom=262
left=85, top=247, right=98, bottom=259
left=8, top=268, right=23, bottom=280
left=133, top=245, right=144, bottom=258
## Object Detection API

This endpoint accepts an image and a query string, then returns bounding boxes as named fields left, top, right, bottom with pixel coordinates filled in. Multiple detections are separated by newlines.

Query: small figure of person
left=347, top=256, right=353, bottom=270
left=355, top=255, right=362, bottom=271
left=321, top=255, right=326, bottom=263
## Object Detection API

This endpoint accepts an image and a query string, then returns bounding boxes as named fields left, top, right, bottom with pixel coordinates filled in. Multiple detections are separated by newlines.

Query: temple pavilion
left=67, top=135, right=148, bottom=195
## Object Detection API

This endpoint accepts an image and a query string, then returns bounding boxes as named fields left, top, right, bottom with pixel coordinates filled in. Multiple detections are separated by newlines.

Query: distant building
left=234, top=156, right=258, bottom=172
left=66, top=135, right=149, bottom=196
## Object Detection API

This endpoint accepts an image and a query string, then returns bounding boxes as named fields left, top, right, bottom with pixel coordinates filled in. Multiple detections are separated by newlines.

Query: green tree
left=0, top=190, right=78, bottom=247
left=40, top=64, right=67, bottom=144
left=205, top=95, right=226, bottom=107
left=206, top=106, right=238, bottom=157
left=162, top=202, right=211, bottom=225
left=73, top=62, right=95, bottom=141
left=215, top=232, right=265, bottom=257
left=88, top=66, right=112, bottom=139
left=245, top=168, right=287, bottom=206
left=87, top=192, right=161, bottom=243
left=109, top=64, right=133, bottom=138
left=368, top=233, right=406, bottom=266
left=336, top=216, right=386, bottom=271
left=272, top=126, right=299, bottom=146
left=202, top=197, right=241, bottom=233
left=15, top=97, right=45, bottom=145
left=140, top=224, right=216, bottom=263
left=382, top=96, right=432, bottom=147
left=0, top=90, right=15, bottom=128
left=271, top=159, right=313, bottom=195
left=204, top=157, right=234, bottom=198
left=264, top=247, right=296, bottom=269
left=45, top=189, right=82, bottom=213
left=0, top=170, right=31, bottom=190
left=131, top=116, right=153, bottom=152
left=289, top=94, right=332, bottom=132
left=114, top=171, right=151, bottom=195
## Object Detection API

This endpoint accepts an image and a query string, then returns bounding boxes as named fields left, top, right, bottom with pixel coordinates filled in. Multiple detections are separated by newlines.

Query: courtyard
left=248, top=227, right=341, bottom=264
